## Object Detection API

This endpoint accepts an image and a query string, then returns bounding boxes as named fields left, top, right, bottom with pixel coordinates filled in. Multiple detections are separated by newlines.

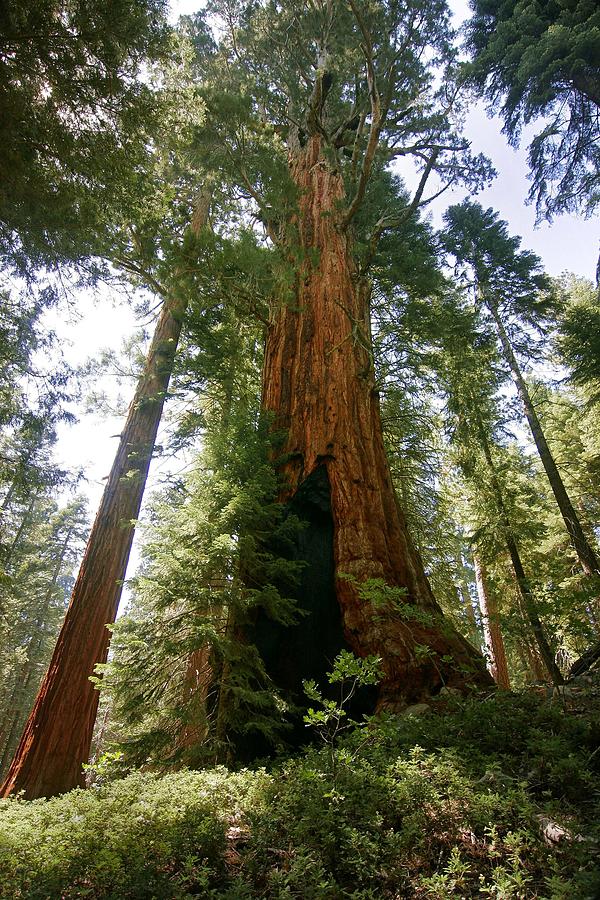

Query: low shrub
left=1, top=693, right=598, bottom=898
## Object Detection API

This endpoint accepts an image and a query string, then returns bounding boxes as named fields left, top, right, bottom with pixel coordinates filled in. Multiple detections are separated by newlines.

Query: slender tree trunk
left=86, top=704, right=111, bottom=787
left=2, top=494, right=37, bottom=567
left=490, top=308, right=600, bottom=678
left=42, top=525, right=74, bottom=610
left=458, top=579, right=478, bottom=633
left=0, top=527, right=74, bottom=774
left=262, top=136, right=491, bottom=709
left=517, top=638, right=549, bottom=684
left=473, top=412, right=564, bottom=685
left=0, top=447, right=34, bottom=516
left=457, top=552, right=483, bottom=644
left=473, top=552, right=511, bottom=689
left=488, top=301, right=600, bottom=578
left=505, top=533, right=563, bottom=684
left=0, top=200, right=211, bottom=800
left=0, top=708, right=21, bottom=774
left=0, top=671, right=24, bottom=770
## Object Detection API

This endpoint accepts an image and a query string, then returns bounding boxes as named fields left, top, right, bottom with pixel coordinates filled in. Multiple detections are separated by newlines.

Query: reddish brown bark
left=262, top=136, right=491, bottom=709
left=473, top=553, right=511, bottom=689
left=0, top=526, right=74, bottom=774
left=1, top=292, right=197, bottom=799
left=175, top=646, right=212, bottom=757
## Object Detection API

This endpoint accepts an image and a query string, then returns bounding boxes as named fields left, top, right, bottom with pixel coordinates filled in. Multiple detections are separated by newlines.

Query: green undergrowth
left=1, top=692, right=599, bottom=898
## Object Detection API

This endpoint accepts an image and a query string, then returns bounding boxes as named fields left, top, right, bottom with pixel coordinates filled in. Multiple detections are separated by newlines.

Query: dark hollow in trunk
left=259, top=136, right=491, bottom=712
left=247, top=465, right=375, bottom=756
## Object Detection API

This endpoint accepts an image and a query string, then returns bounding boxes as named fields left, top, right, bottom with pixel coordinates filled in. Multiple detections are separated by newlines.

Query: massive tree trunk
left=488, top=301, right=600, bottom=578
left=473, top=552, right=511, bottom=689
left=1, top=287, right=197, bottom=800
left=261, top=137, right=491, bottom=709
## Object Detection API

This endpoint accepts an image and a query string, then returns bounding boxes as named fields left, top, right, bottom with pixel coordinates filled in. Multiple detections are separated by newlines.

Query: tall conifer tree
left=465, top=0, right=600, bottom=219
left=187, top=0, right=493, bottom=710
left=443, top=201, right=600, bottom=581
left=0, top=191, right=212, bottom=799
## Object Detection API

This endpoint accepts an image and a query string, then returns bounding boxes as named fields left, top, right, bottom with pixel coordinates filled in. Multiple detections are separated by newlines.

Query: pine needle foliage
left=0, top=0, right=170, bottom=272
left=557, top=276, right=600, bottom=407
left=465, top=0, right=600, bottom=219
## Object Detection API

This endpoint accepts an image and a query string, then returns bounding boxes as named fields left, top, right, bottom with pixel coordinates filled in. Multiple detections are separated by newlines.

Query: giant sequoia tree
left=191, top=0, right=492, bottom=711
left=0, top=182, right=214, bottom=799
left=2, top=2, right=495, bottom=799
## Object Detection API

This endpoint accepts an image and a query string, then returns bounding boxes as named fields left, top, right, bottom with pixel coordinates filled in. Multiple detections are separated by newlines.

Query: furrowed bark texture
left=262, top=137, right=491, bottom=708
left=0, top=296, right=186, bottom=800
left=473, top=553, right=511, bottom=689
left=176, top=645, right=213, bottom=758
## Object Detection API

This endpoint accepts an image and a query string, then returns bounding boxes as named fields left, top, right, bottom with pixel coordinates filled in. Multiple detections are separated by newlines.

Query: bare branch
left=360, top=149, right=440, bottom=273
left=113, top=255, right=168, bottom=299
left=340, top=0, right=385, bottom=228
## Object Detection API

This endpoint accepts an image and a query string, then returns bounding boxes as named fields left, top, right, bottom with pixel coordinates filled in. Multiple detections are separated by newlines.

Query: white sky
left=50, top=0, right=599, bottom=593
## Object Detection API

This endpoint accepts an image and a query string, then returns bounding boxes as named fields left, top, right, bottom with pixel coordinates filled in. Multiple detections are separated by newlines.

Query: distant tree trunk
left=517, top=638, right=550, bottom=684
left=473, top=413, right=563, bottom=685
left=175, top=645, right=212, bottom=759
left=488, top=300, right=600, bottom=578
left=85, top=704, right=111, bottom=787
left=2, top=494, right=37, bottom=566
left=473, top=552, right=510, bottom=689
left=457, top=579, right=478, bottom=634
left=1, top=197, right=210, bottom=800
left=261, top=136, right=491, bottom=710
left=0, top=525, right=74, bottom=774
left=0, top=448, right=34, bottom=516
left=0, top=709, right=21, bottom=775
left=456, top=553, right=482, bottom=644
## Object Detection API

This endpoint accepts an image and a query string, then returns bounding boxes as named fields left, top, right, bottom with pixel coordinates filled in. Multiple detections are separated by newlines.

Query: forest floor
left=1, top=680, right=599, bottom=899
